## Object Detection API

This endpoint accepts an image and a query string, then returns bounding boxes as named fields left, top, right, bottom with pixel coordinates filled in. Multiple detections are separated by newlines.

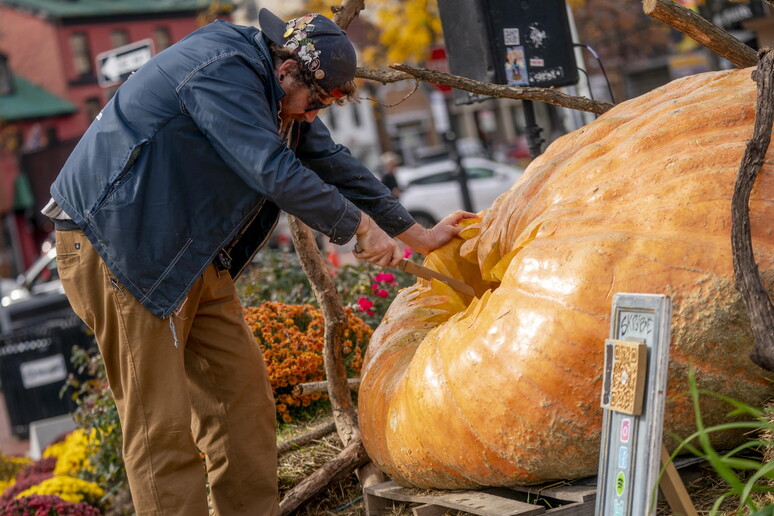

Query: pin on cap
left=259, top=8, right=357, bottom=95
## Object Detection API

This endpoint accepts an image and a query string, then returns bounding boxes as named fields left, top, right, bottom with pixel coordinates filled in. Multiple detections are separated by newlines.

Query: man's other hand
left=397, top=210, right=478, bottom=256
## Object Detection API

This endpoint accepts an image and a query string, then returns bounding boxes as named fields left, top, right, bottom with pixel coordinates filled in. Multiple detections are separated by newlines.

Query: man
left=379, top=151, right=402, bottom=198
left=44, top=9, right=472, bottom=516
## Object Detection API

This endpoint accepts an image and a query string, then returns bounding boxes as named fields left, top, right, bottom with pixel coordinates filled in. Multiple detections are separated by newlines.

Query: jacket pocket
left=92, top=140, right=147, bottom=215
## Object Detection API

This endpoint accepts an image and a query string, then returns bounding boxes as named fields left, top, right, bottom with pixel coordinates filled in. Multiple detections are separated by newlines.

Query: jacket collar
left=254, top=32, right=286, bottom=103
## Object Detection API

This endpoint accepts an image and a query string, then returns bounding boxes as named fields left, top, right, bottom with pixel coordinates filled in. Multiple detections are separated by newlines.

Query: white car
left=396, top=157, right=524, bottom=227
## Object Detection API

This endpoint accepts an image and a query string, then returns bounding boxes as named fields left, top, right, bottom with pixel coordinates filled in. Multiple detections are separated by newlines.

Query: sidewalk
left=0, top=391, right=30, bottom=456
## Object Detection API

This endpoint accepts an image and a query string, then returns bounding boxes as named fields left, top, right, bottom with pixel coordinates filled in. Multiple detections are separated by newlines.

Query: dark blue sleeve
left=296, top=118, right=415, bottom=237
left=176, top=54, right=361, bottom=244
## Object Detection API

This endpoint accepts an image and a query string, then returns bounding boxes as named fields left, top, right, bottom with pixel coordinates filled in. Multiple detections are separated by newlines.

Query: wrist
left=356, top=215, right=372, bottom=236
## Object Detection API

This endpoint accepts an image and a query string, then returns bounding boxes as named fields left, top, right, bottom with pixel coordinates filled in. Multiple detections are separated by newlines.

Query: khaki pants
left=56, top=230, right=279, bottom=516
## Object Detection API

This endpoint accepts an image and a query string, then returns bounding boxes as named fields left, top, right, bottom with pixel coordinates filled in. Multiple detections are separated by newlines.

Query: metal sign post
left=595, top=293, right=695, bottom=516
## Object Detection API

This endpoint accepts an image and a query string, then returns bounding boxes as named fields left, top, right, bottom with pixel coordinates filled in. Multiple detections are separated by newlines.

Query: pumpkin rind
left=358, top=68, right=774, bottom=489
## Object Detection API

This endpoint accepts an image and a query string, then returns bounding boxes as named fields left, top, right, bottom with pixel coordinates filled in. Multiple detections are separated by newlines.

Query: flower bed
left=0, top=430, right=105, bottom=514
left=245, top=301, right=372, bottom=423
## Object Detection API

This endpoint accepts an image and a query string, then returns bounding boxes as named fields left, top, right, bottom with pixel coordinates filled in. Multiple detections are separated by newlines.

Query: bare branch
left=279, top=438, right=370, bottom=515
left=732, top=48, right=774, bottom=371
left=294, top=378, right=361, bottom=396
left=331, top=0, right=365, bottom=30
left=277, top=421, right=337, bottom=456
left=287, top=217, right=360, bottom=447
left=356, top=66, right=413, bottom=84
left=384, top=64, right=614, bottom=115
left=643, top=0, right=757, bottom=68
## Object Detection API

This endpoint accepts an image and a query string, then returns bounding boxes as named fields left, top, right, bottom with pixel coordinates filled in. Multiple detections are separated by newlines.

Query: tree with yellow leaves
left=293, top=0, right=443, bottom=66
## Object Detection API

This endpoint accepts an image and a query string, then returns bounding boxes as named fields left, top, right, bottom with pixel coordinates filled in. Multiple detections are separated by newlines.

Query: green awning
left=0, top=0, right=233, bottom=18
left=0, top=76, right=76, bottom=121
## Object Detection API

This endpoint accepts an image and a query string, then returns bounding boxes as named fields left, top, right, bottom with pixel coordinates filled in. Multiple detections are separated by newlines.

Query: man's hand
left=353, top=215, right=403, bottom=267
left=397, top=210, right=478, bottom=256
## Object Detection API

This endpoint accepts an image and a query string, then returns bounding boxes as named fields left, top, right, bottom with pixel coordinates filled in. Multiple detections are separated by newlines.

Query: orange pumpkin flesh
left=358, top=68, right=774, bottom=489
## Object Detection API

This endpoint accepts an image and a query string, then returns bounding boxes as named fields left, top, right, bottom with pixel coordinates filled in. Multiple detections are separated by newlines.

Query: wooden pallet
left=363, top=480, right=596, bottom=516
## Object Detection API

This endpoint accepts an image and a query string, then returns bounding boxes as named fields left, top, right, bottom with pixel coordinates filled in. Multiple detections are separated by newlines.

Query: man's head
left=260, top=9, right=358, bottom=122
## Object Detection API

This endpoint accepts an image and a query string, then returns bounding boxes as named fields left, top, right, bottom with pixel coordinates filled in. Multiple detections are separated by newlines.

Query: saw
left=397, top=259, right=475, bottom=297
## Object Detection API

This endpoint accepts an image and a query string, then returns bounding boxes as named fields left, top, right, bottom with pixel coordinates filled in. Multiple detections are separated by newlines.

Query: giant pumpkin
left=358, top=68, right=774, bottom=489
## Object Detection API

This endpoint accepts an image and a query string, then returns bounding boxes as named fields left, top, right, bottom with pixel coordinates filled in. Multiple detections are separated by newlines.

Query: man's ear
left=277, top=59, right=298, bottom=80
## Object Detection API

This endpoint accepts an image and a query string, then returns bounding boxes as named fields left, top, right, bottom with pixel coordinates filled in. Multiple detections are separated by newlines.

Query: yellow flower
left=16, top=475, right=104, bottom=504
left=44, top=428, right=98, bottom=476
left=0, top=478, right=15, bottom=495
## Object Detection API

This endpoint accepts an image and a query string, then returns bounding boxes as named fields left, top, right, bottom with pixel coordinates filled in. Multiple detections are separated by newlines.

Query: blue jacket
left=50, top=20, right=414, bottom=318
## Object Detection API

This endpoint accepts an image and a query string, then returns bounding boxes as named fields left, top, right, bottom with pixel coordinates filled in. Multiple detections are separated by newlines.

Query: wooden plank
left=364, top=481, right=546, bottom=516
left=412, top=503, right=449, bottom=516
left=508, top=484, right=597, bottom=503
left=544, top=501, right=595, bottom=515
left=364, top=490, right=393, bottom=516
left=659, top=445, right=699, bottom=516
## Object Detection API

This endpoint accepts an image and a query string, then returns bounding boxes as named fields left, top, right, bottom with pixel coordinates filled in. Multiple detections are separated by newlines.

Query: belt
left=51, top=218, right=80, bottom=231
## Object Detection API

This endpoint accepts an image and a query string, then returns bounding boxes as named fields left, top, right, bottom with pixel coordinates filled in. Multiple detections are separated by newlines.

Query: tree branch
left=384, top=64, right=615, bottom=115
left=277, top=421, right=338, bottom=456
left=294, top=378, right=361, bottom=396
left=643, top=0, right=757, bottom=68
left=356, top=66, right=413, bottom=84
left=732, top=48, right=774, bottom=371
left=279, top=438, right=370, bottom=516
left=332, top=0, right=365, bottom=30
left=287, top=217, right=360, bottom=447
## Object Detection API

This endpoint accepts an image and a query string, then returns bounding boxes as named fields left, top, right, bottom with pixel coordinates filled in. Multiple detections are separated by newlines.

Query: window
left=408, top=171, right=457, bottom=186
left=0, top=54, right=13, bottom=95
left=111, top=29, right=130, bottom=48
left=69, top=33, right=92, bottom=76
left=154, top=27, right=171, bottom=51
left=465, top=167, right=495, bottom=179
left=408, top=167, right=495, bottom=186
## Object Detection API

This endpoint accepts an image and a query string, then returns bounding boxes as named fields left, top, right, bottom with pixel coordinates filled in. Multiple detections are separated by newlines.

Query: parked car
left=0, top=238, right=94, bottom=438
left=0, top=240, right=72, bottom=333
left=396, top=157, right=524, bottom=227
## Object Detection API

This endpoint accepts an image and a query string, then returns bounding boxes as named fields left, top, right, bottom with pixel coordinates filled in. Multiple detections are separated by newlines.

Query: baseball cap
left=258, top=8, right=357, bottom=97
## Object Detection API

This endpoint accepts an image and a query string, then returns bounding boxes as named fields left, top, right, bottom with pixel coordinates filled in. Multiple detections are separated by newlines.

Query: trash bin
left=0, top=316, right=94, bottom=438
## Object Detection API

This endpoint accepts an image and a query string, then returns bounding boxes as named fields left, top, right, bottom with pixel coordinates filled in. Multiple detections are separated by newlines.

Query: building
left=0, top=0, right=234, bottom=140
left=0, top=0, right=233, bottom=273
left=0, top=54, right=75, bottom=274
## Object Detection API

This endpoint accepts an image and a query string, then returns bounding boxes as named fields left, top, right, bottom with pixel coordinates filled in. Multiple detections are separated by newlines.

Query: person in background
left=43, top=9, right=473, bottom=516
left=379, top=151, right=402, bottom=198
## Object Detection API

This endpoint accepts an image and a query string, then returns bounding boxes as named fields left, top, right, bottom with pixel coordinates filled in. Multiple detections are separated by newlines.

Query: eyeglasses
left=305, top=86, right=335, bottom=112
left=305, top=99, right=333, bottom=112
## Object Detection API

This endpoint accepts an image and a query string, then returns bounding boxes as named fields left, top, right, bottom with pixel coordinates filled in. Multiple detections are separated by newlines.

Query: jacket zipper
left=93, top=143, right=146, bottom=214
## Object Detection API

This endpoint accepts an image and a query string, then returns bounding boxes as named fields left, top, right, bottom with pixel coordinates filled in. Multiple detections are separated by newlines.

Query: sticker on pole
left=96, top=39, right=154, bottom=88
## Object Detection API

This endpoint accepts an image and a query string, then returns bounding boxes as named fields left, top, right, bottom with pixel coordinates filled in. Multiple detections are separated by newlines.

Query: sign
left=425, top=46, right=452, bottom=94
left=595, top=294, right=672, bottom=516
left=20, top=354, right=67, bottom=389
left=711, top=0, right=765, bottom=30
left=96, top=39, right=154, bottom=88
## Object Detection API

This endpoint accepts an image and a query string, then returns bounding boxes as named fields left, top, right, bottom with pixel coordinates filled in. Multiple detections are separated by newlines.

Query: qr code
left=503, top=28, right=520, bottom=46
